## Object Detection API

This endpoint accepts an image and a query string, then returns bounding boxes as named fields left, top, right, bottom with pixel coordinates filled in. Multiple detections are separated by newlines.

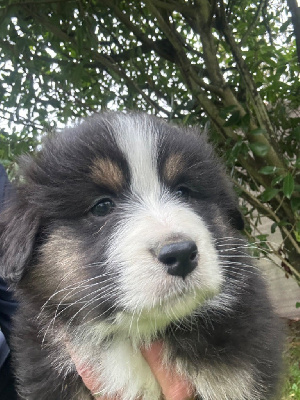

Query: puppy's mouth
left=113, top=284, right=215, bottom=339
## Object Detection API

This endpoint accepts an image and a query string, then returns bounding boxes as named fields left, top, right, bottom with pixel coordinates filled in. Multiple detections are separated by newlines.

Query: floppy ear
left=217, top=172, right=245, bottom=231
left=227, top=207, right=244, bottom=231
left=0, top=198, right=40, bottom=284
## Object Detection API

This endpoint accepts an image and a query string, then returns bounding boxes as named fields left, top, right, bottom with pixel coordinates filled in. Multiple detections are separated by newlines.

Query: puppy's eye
left=175, top=186, right=190, bottom=199
left=91, top=198, right=115, bottom=217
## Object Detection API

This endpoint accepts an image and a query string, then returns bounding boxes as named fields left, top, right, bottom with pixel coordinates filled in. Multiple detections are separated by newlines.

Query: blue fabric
left=0, top=164, right=13, bottom=213
left=0, top=164, right=18, bottom=400
left=0, top=278, right=18, bottom=342
left=0, top=165, right=17, bottom=365
left=0, top=331, right=9, bottom=367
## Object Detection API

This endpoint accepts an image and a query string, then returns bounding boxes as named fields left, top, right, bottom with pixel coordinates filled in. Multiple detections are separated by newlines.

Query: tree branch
left=144, top=1, right=240, bottom=136
left=92, top=53, right=171, bottom=115
left=148, top=0, right=193, bottom=16
left=0, top=110, right=44, bottom=132
left=287, top=0, right=300, bottom=64
left=98, top=0, right=178, bottom=64
left=240, top=0, right=266, bottom=47
left=244, top=221, right=300, bottom=280
left=217, top=1, right=288, bottom=172
left=233, top=179, right=300, bottom=256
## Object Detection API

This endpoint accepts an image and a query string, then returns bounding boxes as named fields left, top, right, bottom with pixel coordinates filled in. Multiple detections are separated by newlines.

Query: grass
left=280, top=320, right=300, bottom=400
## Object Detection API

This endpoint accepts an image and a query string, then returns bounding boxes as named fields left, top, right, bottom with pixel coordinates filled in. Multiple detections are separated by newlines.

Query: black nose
left=158, top=240, right=198, bottom=279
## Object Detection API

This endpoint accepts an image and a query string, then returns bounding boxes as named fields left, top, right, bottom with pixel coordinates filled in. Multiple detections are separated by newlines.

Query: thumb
left=141, top=341, right=194, bottom=400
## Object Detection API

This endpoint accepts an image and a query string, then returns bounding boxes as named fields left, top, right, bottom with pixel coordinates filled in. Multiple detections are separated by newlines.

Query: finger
left=141, top=341, right=194, bottom=400
left=75, top=363, right=101, bottom=394
left=76, top=362, right=141, bottom=400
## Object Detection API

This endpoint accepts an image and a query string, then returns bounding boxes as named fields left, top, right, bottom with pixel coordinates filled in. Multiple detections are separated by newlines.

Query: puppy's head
left=0, top=113, right=244, bottom=336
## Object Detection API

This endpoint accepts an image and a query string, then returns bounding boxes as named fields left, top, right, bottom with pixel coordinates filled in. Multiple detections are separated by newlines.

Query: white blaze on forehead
left=104, top=114, right=223, bottom=334
left=111, top=114, right=161, bottom=198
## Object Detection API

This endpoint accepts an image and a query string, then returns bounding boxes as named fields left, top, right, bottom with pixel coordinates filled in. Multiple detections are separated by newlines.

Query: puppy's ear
left=218, top=167, right=245, bottom=231
left=217, top=173, right=244, bottom=231
left=227, top=207, right=244, bottom=231
left=0, top=197, right=40, bottom=284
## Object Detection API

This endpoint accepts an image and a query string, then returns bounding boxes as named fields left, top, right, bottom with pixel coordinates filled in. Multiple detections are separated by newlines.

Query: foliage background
left=0, top=1, right=299, bottom=279
left=0, top=1, right=299, bottom=399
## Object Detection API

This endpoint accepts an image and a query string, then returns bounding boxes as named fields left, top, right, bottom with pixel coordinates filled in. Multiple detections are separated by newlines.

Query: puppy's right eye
left=91, top=198, right=115, bottom=217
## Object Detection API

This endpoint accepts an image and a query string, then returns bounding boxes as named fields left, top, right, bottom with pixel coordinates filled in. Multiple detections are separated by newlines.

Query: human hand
left=75, top=341, right=194, bottom=400
left=141, top=341, right=194, bottom=400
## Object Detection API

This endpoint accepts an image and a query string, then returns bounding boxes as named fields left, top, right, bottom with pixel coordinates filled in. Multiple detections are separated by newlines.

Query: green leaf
left=295, top=221, right=300, bottom=243
left=283, top=173, right=294, bottom=199
left=240, top=113, right=250, bottom=129
left=249, top=142, right=270, bottom=157
left=291, top=198, right=300, bottom=212
left=280, top=20, right=291, bottom=33
left=291, top=126, right=300, bottom=141
left=223, top=110, right=241, bottom=127
left=259, top=188, right=279, bottom=202
left=271, top=174, right=284, bottom=186
left=296, top=302, right=300, bottom=309
left=256, top=234, right=268, bottom=242
left=219, top=105, right=238, bottom=119
left=277, top=220, right=290, bottom=228
left=228, top=139, right=248, bottom=162
left=271, top=222, right=277, bottom=234
left=259, top=166, right=279, bottom=175
left=249, top=128, right=267, bottom=136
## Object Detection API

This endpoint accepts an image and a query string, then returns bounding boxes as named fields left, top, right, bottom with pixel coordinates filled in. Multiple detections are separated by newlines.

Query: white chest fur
left=96, top=339, right=161, bottom=400
left=69, top=331, right=256, bottom=400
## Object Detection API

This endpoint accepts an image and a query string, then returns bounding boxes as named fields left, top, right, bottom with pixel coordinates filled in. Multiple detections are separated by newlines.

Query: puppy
left=0, top=112, right=282, bottom=400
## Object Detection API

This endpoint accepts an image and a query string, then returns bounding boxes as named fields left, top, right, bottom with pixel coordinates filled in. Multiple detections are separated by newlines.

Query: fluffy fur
left=0, top=112, right=282, bottom=400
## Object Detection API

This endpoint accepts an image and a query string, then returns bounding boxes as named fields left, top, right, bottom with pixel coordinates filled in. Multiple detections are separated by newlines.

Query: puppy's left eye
left=175, top=186, right=190, bottom=199
left=91, top=198, right=115, bottom=217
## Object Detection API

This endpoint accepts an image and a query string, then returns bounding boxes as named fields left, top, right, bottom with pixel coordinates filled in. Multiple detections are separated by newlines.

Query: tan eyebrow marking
left=90, top=158, right=124, bottom=192
left=163, top=153, right=185, bottom=182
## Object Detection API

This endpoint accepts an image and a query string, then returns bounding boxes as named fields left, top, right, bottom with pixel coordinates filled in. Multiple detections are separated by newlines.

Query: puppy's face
left=0, top=113, right=243, bottom=337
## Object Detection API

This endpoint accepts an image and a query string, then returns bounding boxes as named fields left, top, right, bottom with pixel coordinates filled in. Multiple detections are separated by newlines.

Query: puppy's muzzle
left=156, top=240, right=198, bottom=279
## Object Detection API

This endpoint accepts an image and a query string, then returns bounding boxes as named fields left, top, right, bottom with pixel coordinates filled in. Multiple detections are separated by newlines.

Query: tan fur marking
left=163, top=153, right=185, bottom=182
left=36, top=228, right=84, bottom=301
left=90, top=159, right=124, bottom=192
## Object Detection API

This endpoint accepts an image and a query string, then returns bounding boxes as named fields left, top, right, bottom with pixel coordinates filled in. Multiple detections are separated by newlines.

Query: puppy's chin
left=111, top=284, right=219, bottom=340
